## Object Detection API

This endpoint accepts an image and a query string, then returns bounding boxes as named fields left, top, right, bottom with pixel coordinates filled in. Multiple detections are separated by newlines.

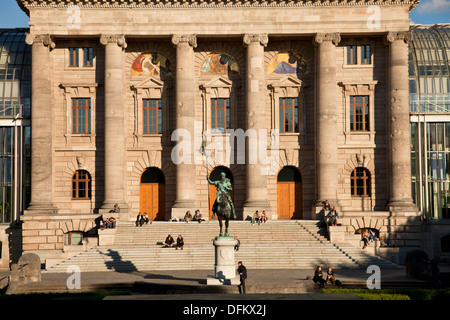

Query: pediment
left=131, top=76, right=165, bottom=90
left=268, top=76, right=303, bottom=88
left=200, top=76, right=234, bottom=89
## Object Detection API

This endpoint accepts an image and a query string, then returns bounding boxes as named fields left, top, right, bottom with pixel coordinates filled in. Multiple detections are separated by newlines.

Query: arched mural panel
left=131, top=51, right=173, bottom=76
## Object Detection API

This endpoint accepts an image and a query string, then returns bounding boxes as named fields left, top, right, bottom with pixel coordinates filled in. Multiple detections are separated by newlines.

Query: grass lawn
left=322, top=287, right=450, bottom=300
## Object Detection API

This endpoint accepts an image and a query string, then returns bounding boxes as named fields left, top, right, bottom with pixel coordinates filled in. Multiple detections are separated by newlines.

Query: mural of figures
left=268, top=51, right=309, bottom=75
left=201, top=52, right=239, bottom=75
left=131, top=52, right=172, bottom=76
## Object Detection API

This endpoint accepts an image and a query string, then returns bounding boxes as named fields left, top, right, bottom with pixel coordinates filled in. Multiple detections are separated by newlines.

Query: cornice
left=16, top=0, right=421, bottom=15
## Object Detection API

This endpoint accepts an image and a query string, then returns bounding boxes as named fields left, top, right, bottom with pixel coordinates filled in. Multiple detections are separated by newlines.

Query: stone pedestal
left=207, top=237, right=239, bottom=285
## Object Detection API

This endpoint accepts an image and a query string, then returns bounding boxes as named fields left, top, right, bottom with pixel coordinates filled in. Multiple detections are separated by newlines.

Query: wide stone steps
left=46, top=220, right=401, bottom=272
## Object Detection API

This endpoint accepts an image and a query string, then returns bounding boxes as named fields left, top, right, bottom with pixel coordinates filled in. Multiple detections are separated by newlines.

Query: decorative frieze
left=17, top=0, right=421, bottom=11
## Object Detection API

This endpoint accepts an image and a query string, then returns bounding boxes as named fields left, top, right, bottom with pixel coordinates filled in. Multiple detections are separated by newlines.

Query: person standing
left=237, top=261, right=247, bottom=294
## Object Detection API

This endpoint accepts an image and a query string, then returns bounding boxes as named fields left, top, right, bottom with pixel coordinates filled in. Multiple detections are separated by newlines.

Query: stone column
left=313, top=33, right=340, bottom=212
left=385, top=31, right=417, bottom=212
left=100, top=34, right=128, bottom=215
left=170, top=34, right=198, bottom=218
left=25, top=34, right=57, bottom=213
left=242, top=34, right=271, bottom=218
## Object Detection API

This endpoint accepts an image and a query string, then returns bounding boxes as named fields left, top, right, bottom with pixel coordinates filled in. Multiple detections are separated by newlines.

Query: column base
left=171, top=199, right=199, bottom=220
left=25, top=202, right=58, bottom=215
left=386, top=200, right=418, bottom=212
left=243, top=200, right=271, bottom=220
left=100, top=201, right=128, bottom=220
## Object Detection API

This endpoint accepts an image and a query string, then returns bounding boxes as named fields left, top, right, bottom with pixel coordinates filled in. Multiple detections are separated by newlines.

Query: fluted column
left=171, top=34, right=198, bottom=218
left=385, top=31, right=417, bottom=212
left=100, top=34, right=128, bottom=214
left=25, top=34, right=57, bottom=213
left=314, top=33, right=340, bottom=211
left=242, top=34, right=271, bottom=217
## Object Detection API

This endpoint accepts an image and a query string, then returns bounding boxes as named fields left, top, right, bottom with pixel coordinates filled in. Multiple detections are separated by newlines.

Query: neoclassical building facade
left=15, top=0, right=424, bottom=265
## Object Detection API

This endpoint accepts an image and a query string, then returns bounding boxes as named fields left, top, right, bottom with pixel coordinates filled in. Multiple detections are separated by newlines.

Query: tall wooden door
left=208, top=166, right=234, bottom=220
left=140, top=168, right=165, bottom=221
left=277, top=166, right=303, bottom=219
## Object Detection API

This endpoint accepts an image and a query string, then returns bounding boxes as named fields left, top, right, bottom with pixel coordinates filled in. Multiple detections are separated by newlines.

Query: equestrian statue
left=207, top=172, right=236, bottom=237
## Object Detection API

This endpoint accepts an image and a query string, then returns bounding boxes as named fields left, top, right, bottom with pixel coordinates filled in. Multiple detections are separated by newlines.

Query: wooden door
left=277, top=181, right=303, bottom=219
left=140, top=183, right=165, bottom=221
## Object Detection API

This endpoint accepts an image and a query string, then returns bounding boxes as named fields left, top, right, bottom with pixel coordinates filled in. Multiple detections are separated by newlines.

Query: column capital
left=243, top=34, right=268, bottom=47
left=171, top=34, right=197, bottom=48
left=386, top=31, right=412, bottom=44
left=313, top=33, right=341, bottom=46
left=25, top=33, right=55, bottom=49
left=100, top=34, right=127, bottom=49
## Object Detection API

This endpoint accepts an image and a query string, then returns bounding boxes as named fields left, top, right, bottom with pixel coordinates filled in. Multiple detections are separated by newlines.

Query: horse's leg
left=218, top=216, right=223, bottom=237
left=225, top=218, right=229, bottom=237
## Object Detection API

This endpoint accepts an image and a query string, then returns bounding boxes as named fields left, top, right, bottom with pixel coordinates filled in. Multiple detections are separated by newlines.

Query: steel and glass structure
left=0, top=29, right=31, bottom=224
left=410, top=24, right=450, bottom=220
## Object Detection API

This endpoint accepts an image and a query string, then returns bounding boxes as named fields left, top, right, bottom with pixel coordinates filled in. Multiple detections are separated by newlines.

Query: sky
left=0, top=0, right=448, bottom=28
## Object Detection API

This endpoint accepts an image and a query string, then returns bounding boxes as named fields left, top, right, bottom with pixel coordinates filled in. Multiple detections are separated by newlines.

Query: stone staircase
left=46, top=220, right=401, bottom=273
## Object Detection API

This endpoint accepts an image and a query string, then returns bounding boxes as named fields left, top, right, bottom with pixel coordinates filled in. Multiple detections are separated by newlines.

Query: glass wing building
left=410, top=24, right=450, bottom=221
left=0, top=29, right=31, bottom=224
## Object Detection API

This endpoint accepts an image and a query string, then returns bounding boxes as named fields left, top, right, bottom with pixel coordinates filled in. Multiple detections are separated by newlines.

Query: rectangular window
left=83, top=48, right=93, bottom=67
left=350, top=95, right=369, bottom=131
left=211, top=98, right=230, bottom=133
left=72, top=98, right=91, bottom=134
left=347, top=45, right=357, bottom=65
left=143, top=99, right=162, bottom=134
left=69, top=48, right=79, bottom=67
left=279, top=98, right=299, bottom=133
left=361, top=45, right=371, bottom=64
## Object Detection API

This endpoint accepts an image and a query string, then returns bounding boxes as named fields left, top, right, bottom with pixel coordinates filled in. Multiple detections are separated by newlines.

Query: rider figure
left=207, top=172, right=236, bottom=219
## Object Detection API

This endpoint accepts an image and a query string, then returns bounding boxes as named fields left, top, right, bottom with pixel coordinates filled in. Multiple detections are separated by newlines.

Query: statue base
left=206, top=236, right=240, bottom=285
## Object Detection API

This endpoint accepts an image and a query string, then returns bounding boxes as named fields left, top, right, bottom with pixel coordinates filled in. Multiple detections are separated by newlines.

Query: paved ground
left=0, top=266, right=425, bottom=296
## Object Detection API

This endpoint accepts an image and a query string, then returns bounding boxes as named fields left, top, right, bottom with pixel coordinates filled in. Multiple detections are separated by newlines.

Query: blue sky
left=0, top=0, right=449, bottom=28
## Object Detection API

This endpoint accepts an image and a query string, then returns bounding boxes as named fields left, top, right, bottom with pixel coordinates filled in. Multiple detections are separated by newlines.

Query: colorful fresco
left=131, top=52, right=172, bottom=76
left=201, top=52, right=239, bottom=75
left=268, top=51, right=309, bottom=75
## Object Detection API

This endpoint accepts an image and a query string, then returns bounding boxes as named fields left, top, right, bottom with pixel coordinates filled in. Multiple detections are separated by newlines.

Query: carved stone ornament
left=356, top=154, right=366, bottom=167
left=25, top=33, right=56, bottom=49
left=243, top=34, right=269, bottom=47
left=100, top=34, right=127, bottom=49
left=16, top=0, right=421, bottom=11
left=386, top=31, right=412, bottom=44
left=314, top=33, right=341, bottom=46
left=171, top=34, right=197, bottom=48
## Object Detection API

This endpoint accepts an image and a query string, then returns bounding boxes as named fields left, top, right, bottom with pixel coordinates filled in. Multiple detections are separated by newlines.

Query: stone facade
left=16, top=0, right=423, bottom=266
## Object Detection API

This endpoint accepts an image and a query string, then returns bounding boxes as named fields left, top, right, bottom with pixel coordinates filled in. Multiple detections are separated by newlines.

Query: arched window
left=72, top=170, right=91, bottom=199
left=350, top=167, right=371, bottom=197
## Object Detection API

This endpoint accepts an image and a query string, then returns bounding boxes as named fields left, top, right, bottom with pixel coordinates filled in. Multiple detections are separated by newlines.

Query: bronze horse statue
left=207, top=172, right=236, bottom=237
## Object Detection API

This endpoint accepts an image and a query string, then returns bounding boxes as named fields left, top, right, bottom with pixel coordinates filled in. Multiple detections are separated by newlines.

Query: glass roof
left=0, top=29, right=31, bottom=118
left=409, top=24, right=450, bottom=113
